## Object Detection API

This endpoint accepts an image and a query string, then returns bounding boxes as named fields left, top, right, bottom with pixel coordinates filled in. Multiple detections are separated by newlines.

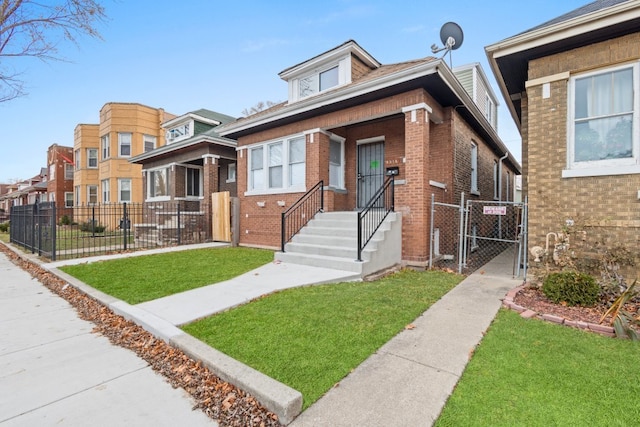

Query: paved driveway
left=0, top=252, right=216, bottom=426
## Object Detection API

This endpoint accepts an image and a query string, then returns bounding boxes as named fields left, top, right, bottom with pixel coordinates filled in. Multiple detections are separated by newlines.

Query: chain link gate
left=430, top=194, right=528, bottom=277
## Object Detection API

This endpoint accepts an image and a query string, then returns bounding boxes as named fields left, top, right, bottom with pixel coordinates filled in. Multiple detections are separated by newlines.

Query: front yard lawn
left=182, top=269, right=462, bottom=409
left=435, top=309, right=640, bottom=426
left=59, top=247, right=273, bottom=304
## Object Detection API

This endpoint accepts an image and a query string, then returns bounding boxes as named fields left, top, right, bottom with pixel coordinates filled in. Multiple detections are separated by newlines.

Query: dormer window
left=166, top=123, right=191, bottom=143
left=298, top=65, right=340, bottom=99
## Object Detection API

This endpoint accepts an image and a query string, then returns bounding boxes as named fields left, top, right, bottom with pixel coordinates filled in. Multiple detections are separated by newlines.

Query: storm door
left=357, top=141, right=385, bottom=208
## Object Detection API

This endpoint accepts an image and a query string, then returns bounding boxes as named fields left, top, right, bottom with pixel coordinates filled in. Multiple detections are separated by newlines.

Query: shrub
left=80, top=220, right=105, bottom=233
left=0, top=221, right=8, bottom=233
left=59, top=215, right=72, bottom=226
left=542, top=271, right=600, bottom=307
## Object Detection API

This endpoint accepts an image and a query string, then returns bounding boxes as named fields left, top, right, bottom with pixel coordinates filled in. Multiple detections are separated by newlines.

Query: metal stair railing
left=281, top=180, right=324, bottom=252
left=357, top=176, right=395, bottom=262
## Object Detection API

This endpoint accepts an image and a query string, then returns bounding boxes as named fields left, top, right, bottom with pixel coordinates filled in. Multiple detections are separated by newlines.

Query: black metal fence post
left=31, top=203, right=37, bottom=254
left=177, top=202, right=182, bottom=245
left=51, top=204, right=57, bottom=261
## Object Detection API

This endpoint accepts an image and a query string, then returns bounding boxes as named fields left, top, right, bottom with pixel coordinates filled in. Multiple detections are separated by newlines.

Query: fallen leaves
left=0, top=244, right=282, bottom=427
left=405, top=324, right=416, bottom=330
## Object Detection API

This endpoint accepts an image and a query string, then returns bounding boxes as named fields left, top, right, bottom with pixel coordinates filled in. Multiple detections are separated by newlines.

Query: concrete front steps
left=275, top=211, right=401, bottom=278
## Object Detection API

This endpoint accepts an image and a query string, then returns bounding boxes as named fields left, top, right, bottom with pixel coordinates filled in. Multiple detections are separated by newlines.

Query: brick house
left=130, top=109, right=237, bottom=241
left=486, top=0, right=640, bottom=278
left=45, top=143, right=75, bottom=221
left=217, top=40, right=520, bottom=271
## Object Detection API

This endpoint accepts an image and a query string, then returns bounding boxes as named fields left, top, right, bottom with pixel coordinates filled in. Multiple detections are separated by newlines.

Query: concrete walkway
left=291, top=248, right=523, bottom=426
left=0, top=250, right=216, bottom=427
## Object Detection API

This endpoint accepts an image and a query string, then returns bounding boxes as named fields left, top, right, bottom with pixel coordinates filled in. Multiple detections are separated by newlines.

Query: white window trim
left=101, top=179, right=110, bottom=203
left=87, top=148, right=98, bottom=169
left=290, top=57, right=350, bottom=102
left=245, top=134, right=306, bottom=196
left=118, top=132, right=132, bottom=158
left=184, top=166, right=203, bottom=198
left=64, top=192, right=74, bottom=208
left=226, top=163, right=236, bottom=183
left=143, top=134, right=157, bottom=152
left=564, top=62, right=639, bottom=178
left=118, top=178, right=132, bottom=203
left=146, top=167, right=171, bottom=201
left=329, top=136, right=345, bottom=190
left=470, top=143, right=479, bottom=195
left=101, top=134, right=110, bottom=160
left=87, top=185, right=98, bottom=205
left=64, top=163, right=74, bottom=180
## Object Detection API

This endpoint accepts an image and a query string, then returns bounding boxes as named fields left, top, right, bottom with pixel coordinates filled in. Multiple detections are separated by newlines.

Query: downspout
left=498, top=152, right=508, bottom=202
left=498, top=152, right=508, bottom=240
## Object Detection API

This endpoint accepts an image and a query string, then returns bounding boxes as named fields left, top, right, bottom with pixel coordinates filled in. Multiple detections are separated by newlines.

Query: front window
left=65, top=163, right=74, bottom=180
left=148, top=168, right=169, bottom=198
left=87, top=148, right=98, bottom=168
left=568, top=64, right=638, bottom=173
left=65, top=192, right=73, bottom=208
left=329, top=138, right=344, bottom=189
left=88, top=185, right=98, bottom=205
left=101, top=134, right=110, bottom=159
left=320, top=66, right=339, bottom=91
left=118, top=178, right=131, bottom=203
left=186, top=167, right=202, bottom=197
left=247, top=135, right=306, bottom=193
left=101, top=179, right=110, bottom=203
left=144, top=135, right=156, bottom=152
left=118, top=133, right=132, bottom=157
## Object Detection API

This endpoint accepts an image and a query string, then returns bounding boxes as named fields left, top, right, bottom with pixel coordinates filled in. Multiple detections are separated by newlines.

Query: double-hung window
left=247, top=135, right=306, bottom=194
left=101, top=134, right=110, bottom=160
left=118, top=178, right=131, bottom=203
left=65, top=163, right=74, bottom=180
left=74, top=149, right=80, bottom=170
left=144, top=135, right=156, bottom=152
left=87, top=148, right=98, bottom=168
left=118, top=133, right=132, bottom=157
left=101, top=179, right=110, bottom=203
left=88, top=185, right=98, bottom=205
left=566, top=63, right=639, bottom=177
left=65, top=192, right=74, bottom=208
left=185, top=167, right=202, bottom=197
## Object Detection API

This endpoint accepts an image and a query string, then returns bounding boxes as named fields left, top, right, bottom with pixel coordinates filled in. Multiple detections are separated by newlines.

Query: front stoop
left=275, top=211, right=402, bottom=277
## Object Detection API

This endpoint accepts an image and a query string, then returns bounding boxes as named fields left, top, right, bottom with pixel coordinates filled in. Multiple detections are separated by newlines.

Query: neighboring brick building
left=218, top=40, right=520, bottom=266
left=487, top=0, right=640, bottom=278
left=45, top=143, right=75, bottom=220
left=73, top=102, right=175, bottom=207
left=130, top=109, right=237, bottom=241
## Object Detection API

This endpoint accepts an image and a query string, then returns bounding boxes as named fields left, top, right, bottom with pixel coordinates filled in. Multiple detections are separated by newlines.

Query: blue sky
left=0, top=0, right=590, bottom=182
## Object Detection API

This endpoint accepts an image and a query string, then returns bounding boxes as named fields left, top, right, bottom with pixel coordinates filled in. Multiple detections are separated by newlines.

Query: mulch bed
left=0, top=244, right=282, bottom=427
left=513, top=284, right=640, bottom=333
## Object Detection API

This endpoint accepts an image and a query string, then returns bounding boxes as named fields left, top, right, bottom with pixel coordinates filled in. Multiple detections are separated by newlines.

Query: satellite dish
left=431, top=22, right=464, bottom=67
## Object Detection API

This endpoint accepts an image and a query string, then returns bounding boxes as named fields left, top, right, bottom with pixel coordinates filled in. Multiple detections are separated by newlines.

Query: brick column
left=401, top=103, right=432, bottom=264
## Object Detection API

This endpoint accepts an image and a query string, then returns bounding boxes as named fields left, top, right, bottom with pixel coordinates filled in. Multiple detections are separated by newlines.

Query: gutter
left=217, top=60, right=443, bottom=137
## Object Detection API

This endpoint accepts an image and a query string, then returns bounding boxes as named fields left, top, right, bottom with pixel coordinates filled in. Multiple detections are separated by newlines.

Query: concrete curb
left=3, top=241, right=303, bottom=424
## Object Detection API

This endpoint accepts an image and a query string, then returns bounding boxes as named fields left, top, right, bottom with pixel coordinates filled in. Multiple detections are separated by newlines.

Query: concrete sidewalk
left=290, top=249, right=523, bottom=426
left=0, top=250, right=216, bottom=427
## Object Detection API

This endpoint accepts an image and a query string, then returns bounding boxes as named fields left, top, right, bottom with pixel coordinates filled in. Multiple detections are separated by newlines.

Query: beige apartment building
left=73, top=103, right=174, bottom=206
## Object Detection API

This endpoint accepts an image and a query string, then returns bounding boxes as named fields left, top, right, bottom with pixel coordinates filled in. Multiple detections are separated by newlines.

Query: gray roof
left=521, top=0, right=631, bottom=33
left=190, top=109, right=236, bottom=125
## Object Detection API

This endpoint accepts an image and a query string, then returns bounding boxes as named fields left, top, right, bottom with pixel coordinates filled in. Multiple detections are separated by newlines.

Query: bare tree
left=0, top=0, right=106, bottom=102
left=241, top=100, right=278, bottom=117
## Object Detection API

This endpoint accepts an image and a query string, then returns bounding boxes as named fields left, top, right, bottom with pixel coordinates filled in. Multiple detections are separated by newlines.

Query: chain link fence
left=430, top=194, right=527, bottom=276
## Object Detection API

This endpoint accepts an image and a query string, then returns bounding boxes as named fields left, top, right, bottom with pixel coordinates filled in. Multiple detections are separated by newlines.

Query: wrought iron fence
left=10, top=200, right=209, bottom=261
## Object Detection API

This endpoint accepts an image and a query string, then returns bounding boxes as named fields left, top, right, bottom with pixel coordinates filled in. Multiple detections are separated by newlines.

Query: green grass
left=435, top=309, right=640, bottom=426
left=60, top=247, right=274, bottom=304
left=182, top=269, right=462, bottom=409
left=0, top=232, right=8, bottom=243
